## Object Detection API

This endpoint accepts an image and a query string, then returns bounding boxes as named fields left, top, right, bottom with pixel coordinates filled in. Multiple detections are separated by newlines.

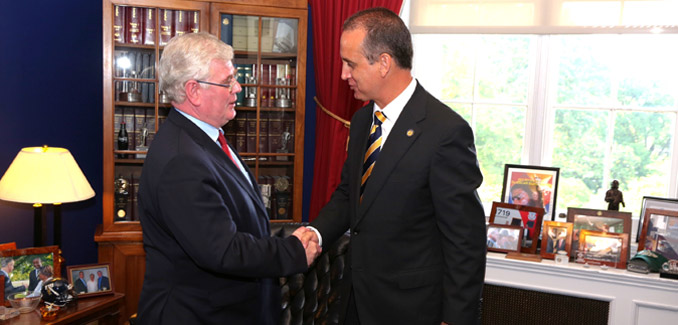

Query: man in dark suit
left=136, top=32, right=319, bottom=325
left=27, top=257, right=42, bottom=291
left=73, top=271, right=87, bottom=294
left=96, top=271, right=110, bottom=291
left=304, top=8, right=487, bottom=325
left=1, top=257, right=26, bottom=299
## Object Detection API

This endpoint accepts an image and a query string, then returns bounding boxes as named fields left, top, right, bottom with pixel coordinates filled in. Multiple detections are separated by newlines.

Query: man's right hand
left=292, top=227, right=321, bottom=266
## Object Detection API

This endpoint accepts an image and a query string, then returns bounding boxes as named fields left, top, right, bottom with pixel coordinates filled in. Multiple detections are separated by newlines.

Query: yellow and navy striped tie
left=361, top=111, right=386, bottom=201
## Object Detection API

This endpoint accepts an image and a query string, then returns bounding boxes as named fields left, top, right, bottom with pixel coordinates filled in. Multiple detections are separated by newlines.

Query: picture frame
left=638, top=208, right=678, bottom=260
left=567, top=208, right=632, bottom=261
left=0, top=246, right=61, bottom=300
left=486, top=224, right=523, bottom=253
left=636, top=196, right=678, bottom=242
left=1, top=274, right=5, bottom=306
left=489, top=202, right=544, bottom=254
left=501, top=164, right=560, bottom=221
left=67, top=263, right=113, bottom=298
left=540, top=221, right=574, bottom=259
left=575, top=230, right=629, bottom=269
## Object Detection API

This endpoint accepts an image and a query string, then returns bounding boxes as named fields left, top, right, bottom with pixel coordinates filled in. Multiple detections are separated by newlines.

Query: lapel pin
left=406, top=129, right=414, bottom=137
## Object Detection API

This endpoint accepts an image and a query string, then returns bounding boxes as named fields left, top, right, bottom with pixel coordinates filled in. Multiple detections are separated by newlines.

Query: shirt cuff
left=305, top=226, right=323, bottom=248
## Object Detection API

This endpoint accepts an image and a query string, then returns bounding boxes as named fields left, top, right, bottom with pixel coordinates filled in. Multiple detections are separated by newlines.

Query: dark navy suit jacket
left=137, top=109, right=306, bottom=324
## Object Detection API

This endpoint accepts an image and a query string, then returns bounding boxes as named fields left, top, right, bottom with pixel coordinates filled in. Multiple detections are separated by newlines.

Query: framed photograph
left=67, top=263, right=113, bottom=298
left=540, top=221, right=574, bottom=259
left=575, top=230, right=629, bottom=269
left=0, top=246, right=61, bottom=300
left=638, top=208, right=678, bottom=260
left=636, top=196, right=678, bottom=242
left=1, top=274, right=4, bottom=306
left=489, top=202, right=544, bottom=254
left=487, top=224, right=523, bottom=253
left=501, top=164, right=560, bottom=221
left=567, top=208, right=632, bottom=260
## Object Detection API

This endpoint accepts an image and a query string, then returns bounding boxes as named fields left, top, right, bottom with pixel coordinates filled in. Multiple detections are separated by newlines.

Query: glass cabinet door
left=212, top=4, right=306, bottom=221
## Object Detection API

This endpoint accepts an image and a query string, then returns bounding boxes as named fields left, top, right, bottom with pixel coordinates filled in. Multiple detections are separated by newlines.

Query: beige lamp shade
left=0, top=146, right=95, bottom=204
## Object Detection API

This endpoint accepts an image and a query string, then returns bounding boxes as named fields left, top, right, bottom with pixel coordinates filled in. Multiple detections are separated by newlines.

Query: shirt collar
left=175, top=108, right=222, bottom=142
left=373, top=77, right=417, bottom=122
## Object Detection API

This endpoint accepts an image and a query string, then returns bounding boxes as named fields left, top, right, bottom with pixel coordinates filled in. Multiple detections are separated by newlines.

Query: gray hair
left=0, top=257, right=13, bottom=268
left=158, top=32, right=234, bottom=103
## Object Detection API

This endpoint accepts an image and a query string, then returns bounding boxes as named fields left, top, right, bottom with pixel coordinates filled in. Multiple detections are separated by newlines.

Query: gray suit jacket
left=311, top=82, right=487, bottom=324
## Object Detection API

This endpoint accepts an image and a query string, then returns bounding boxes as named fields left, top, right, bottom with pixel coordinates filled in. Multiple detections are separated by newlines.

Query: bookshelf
left=96, top=0, right=307, bottom=319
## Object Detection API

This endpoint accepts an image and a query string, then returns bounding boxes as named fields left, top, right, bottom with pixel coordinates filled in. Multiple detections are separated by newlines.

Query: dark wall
left=0, top=1, right=103, bottom=266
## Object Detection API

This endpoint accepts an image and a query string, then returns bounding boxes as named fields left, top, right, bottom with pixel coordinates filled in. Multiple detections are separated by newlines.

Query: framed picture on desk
left=575, top=230, right=629, bottom=269
left=0, top=246, right=61, bottom=300
left=501, top=164, right=560, bottom=221
left=489, top=202, right=544, bottom=254
left=567, top=208, right=632, bottom=261
left=638, top=208, right=678, bottom=260
left=67, top=263, right=114, bottom=298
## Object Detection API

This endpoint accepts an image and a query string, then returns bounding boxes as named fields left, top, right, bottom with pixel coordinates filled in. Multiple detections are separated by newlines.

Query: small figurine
left=605, top=180, right=625, bottom=211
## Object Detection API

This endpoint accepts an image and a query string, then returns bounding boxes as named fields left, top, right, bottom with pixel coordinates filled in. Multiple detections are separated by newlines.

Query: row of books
left=224, top=112, right=295, bottom=154
left=114, top=6, right=199, bottom=46
left=115, top=108, right=294, bottom=156
left=115, top=49, right=156, bottom=103
left=114, top=107, right=159, bottom=152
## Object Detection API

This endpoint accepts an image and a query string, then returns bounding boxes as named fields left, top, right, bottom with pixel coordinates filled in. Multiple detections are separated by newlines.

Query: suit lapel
left=168, top=110, right=268, bottom=218
left=356, top=85, right=427, bottom=224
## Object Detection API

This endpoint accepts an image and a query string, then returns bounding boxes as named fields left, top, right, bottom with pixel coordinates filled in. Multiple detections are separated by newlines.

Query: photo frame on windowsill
left=0, top=246, right=62, bottom=301
left=567, top=208, right=632, bottom=261
left=636, top=196, right=678, bottom=243
left=489, top=202, right=544, bottom=254
left=575, top=230, right=629, bottom=269
left=486, top=224, right=523, bottom=254
left=638, top=208, right=678, bottom=261
left=67, top=263, right=114, bottom=298
left=540, top=221, right=574, bottom=260
left=501, top=164, right=560, bottom=221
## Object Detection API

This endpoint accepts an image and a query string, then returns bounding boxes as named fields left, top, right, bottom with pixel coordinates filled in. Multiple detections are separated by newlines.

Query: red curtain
left=307, top=0, right=404, bottom=221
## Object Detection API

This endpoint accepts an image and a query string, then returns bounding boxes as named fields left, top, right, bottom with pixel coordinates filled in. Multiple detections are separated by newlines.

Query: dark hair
left=343, top=7, right=412, bottom=70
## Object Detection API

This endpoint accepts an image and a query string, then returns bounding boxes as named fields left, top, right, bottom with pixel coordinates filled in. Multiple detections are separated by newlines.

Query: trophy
left=275, top=78, right=291, bottom=108
left=244, top=74, right=257, bottom=107
left=135, top=123, right=149, bottom=158
left=114, top=175, right=130, bottom=221
left=159, top=90, right=171, bottom=104
left=120, top=71, right=142, bottom=102
left=276, top=126, right=291, bottom=161
left=273, top=176, right=291, bottom=219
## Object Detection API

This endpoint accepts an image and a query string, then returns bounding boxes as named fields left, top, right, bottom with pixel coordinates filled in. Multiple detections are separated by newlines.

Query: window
left=411, top=32, right=678, bottom=218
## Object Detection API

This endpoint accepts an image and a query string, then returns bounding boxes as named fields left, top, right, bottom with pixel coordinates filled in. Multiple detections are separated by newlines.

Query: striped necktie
left=361, top=111, right=386, bottom=201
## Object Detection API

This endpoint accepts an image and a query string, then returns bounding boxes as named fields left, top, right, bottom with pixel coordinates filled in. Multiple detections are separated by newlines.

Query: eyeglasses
left=195, top=79, right=238, bottom=90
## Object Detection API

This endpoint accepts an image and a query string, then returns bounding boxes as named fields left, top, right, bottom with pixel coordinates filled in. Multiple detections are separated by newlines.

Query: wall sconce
left=0, top=145, right=95, bottom=247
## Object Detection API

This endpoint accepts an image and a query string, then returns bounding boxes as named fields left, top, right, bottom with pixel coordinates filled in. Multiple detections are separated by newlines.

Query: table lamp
left=0, top=145, right=95, bottom=247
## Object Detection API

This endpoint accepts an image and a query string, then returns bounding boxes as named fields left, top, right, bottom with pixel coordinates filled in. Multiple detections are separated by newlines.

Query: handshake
left=291, top=227, right=322, bottom=267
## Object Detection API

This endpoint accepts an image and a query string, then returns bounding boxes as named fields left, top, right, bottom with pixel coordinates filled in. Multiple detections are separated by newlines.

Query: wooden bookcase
left=96, top=0, right=307, bottom=319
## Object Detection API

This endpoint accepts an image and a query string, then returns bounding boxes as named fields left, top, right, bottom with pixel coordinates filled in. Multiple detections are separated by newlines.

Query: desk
left=4, top=293, right=124, bottom=325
